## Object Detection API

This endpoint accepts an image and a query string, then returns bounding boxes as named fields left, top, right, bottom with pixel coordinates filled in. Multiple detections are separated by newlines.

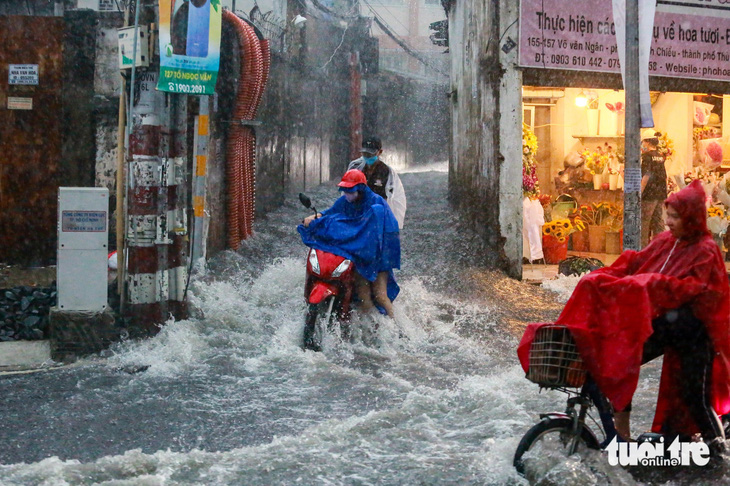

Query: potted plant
left=582, top=147, right=610, bottom=190
left=569, top=205, right=591, bottom=252
left=574, top=202, right=619, bottom=253
left=542, top=218, right=585, bottom=263
left=604, top=208, right=624, bottom=254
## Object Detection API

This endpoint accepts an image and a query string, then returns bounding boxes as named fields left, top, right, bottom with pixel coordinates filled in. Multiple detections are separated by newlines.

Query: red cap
left=337, top=169, right=367, bottom=189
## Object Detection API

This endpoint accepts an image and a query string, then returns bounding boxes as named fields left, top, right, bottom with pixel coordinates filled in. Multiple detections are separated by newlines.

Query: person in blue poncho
left=299, top=169, right=401, bottom=317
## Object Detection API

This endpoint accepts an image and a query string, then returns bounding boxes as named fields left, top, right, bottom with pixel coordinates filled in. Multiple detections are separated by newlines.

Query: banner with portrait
left=157, top=0, right=222, bottom=95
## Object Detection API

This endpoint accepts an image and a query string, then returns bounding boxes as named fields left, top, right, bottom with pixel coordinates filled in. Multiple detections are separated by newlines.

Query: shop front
left=518, top=0, right=730, bottom=267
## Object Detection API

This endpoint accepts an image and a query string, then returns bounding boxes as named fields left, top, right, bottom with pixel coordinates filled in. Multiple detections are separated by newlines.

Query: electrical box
left=57, top=188, right=109, bottom=311
left=118, top=25, right=150, bottom=69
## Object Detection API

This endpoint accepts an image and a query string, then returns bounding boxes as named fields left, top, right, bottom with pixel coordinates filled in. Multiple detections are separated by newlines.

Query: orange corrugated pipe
left=222, top=10, right=269, bottom=248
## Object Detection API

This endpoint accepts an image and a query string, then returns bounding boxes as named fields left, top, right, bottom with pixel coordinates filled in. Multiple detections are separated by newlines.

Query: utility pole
left=349, top=52, right=363, bottom=161
left=623, top=0, right=641, bottom=251
left=125, top=1, right=189, bottom=333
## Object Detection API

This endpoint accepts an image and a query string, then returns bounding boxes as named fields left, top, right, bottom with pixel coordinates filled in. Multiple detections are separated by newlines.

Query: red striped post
left=125, top=72, right=188, bottom=333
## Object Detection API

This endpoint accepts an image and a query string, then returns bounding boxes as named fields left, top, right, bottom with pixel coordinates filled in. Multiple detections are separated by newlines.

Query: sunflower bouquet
left=708, top=206, right=725, bottom=218
left=572, top=202, right=621, bottom=227
left=542, top=218, right=586, bottom=243
left=694, top=126, right=721, bottom=143
left=707, top=206, right=729, bottom=237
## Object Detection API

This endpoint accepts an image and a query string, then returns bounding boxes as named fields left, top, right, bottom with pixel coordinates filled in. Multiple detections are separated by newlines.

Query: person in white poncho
left=347, top=136, right=407, bottom=230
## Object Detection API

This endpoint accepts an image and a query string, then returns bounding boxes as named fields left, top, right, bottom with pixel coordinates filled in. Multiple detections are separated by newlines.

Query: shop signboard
left=519, top=0, right=730, bottom=83
left=157, top=0, right=222, bottom=95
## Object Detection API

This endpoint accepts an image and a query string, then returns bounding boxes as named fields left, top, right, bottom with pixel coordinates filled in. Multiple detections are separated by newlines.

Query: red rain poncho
left=518, top=180, right=730, bottom=434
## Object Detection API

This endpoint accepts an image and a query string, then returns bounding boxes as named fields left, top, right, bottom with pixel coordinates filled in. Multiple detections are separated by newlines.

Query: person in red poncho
left=518, top=179, right=730, bottom=453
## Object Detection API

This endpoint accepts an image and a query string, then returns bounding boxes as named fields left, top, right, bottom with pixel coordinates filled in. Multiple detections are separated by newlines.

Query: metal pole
left=623, top=0, right=641, bottom=251
left=120, top=0, right=143, bottom=316
left=116, top=87, right=126, bottom=296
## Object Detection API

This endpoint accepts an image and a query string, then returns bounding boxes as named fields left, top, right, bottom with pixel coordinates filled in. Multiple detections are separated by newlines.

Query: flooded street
left=1, top=168, right=727, bottom=485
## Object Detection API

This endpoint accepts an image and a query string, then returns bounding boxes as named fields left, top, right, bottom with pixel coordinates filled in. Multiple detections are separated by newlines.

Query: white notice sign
left=623, top=168, right=643, bottom=194
left=8, top=64, right=38, bottom=85
left=7, top=97, right=33, bottom=110
left=61, top=211, right=107, bottom=232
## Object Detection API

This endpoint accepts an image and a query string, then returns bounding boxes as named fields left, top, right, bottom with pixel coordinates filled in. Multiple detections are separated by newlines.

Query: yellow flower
left=708, top=207, right=725, bottom=218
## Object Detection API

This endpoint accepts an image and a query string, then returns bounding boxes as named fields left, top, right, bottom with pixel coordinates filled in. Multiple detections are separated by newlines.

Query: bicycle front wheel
left=513, top=417, right=600, bottom=476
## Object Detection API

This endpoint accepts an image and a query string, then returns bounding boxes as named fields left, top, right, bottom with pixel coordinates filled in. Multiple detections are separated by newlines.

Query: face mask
left=363, top=156, right=378, bottom=166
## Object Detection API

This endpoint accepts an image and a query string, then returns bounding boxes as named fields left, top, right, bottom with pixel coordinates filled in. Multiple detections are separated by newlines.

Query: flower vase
left=587, top=109, right=600, bottom=136
left=609, top=173, right=619, bottom=190
left=593, top=174, right=603, bottom=190
left=571, top=230, right=589, bottom=252
left=605, top=230, right=622, bottom=254
left=588, top=225, right=608, bottom=253
left=542, top=234, right=568, bottom=264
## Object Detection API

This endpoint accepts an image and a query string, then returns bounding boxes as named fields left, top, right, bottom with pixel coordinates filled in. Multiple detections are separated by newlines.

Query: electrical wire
left=485, top=17, right=518, bottom=54
left=365, top=0, right=410, bottom=35
left=321, top=22, right=349, bottom=71
left=369, top=11, right=448, bottom=77
left=361, top=0, right=448, bottom=76
left=307, top=0, right=359, bottom=20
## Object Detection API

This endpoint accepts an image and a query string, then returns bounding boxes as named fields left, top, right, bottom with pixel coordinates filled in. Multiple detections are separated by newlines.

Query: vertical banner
left=612, top=0, right=655, bottom=128
left=158, top=0, right=222, bottom=95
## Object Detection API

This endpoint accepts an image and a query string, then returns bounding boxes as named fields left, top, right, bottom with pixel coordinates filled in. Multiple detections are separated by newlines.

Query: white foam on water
left=541, top=273, right=584, bottom=303
left=400, top=162, right=448, bottom=173
left=1, top=359, right=651, bottom=486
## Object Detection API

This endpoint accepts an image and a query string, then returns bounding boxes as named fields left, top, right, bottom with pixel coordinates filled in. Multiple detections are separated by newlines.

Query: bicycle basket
left=526, top=325, right=586, bottom=388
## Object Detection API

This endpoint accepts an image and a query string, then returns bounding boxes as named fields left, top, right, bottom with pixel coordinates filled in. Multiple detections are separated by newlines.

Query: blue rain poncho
left=298, top=185, right=401, bottom=301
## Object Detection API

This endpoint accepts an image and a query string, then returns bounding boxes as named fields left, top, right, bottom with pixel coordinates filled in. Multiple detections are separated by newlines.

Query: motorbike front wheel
left=513, top=417, right=600, bottom=476
left=303, top=297, right=337, bottom=352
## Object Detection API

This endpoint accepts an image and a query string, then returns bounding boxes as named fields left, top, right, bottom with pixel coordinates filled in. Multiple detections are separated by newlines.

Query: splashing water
left=1, top=172, right=727, bottom=485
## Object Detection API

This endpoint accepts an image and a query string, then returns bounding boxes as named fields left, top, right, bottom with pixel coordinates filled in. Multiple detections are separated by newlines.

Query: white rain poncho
left=348, top=157, right=407, bottom=229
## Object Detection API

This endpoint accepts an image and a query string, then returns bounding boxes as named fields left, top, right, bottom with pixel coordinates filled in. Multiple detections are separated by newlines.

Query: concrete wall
left=447, top=0, right=523, bottom=278
left=651, top=92, right=693, bottom=175
left=61, top=10, right=99, bottom=189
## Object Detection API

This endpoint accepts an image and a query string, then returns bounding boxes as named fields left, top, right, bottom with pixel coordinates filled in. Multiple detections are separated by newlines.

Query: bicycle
left=513, top=325, right=607, bottom=475
left=514, top=325, right=730, bottom=475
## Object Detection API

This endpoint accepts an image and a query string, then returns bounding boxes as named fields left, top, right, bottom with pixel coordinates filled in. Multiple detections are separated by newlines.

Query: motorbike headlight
left=309, top=249, right=320, bottom=274
left=331, top=259, right=351, bottom=278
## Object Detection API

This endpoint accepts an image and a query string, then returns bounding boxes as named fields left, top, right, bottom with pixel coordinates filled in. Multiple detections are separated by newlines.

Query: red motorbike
left=299, top=193, right=355, bottom=351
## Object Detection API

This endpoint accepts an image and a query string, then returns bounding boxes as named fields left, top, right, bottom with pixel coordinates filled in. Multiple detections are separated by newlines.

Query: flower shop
left=522, top=87, right=730, bottom=265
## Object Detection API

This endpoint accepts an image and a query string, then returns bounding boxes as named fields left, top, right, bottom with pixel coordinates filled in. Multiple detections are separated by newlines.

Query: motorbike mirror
left=299, top=193, right=312, bottom=209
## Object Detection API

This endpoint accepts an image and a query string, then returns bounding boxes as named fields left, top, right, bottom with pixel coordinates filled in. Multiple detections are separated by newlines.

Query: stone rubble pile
left=0, top=284, right=56, bottom=341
